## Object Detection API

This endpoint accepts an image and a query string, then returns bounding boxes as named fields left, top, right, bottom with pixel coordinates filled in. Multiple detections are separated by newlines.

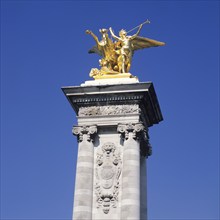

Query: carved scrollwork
left=72, top=125, right=97, bottom=142
left=95, top=142, right=122, bottom=214
left=78, top=105, right=140, bottom=116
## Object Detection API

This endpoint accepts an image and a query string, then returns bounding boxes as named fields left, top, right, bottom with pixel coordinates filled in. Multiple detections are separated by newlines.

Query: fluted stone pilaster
left=72, top=125, right=97, bottom=220
left=118, top=123, right=145, bottom=220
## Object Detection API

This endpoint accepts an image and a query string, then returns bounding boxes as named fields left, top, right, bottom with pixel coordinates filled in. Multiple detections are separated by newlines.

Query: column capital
left=117, top=123, right=145, bottom=140
left=118, top=123, right=152, bottom=157
left=72, top=125, right=97, bottom=142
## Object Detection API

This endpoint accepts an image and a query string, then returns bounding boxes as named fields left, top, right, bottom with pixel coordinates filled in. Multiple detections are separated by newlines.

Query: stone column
left=140, top=128, right=151, bottom=220
left=118, top=123, right=145, bottom=220
left=72, top=125, right=97, bottom=220
left=140, top=156, right=147, bottom=220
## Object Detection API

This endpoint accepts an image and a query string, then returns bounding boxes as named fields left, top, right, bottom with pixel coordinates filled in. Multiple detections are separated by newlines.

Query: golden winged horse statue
left=86, top=20, right=165, bottom=79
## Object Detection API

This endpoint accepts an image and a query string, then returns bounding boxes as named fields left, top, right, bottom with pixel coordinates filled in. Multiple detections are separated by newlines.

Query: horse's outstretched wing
left=88, top=45, right=103, bottom=56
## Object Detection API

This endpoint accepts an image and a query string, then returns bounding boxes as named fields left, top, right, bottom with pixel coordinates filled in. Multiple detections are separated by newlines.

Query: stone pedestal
left=62, top=80, right=163, bottom=220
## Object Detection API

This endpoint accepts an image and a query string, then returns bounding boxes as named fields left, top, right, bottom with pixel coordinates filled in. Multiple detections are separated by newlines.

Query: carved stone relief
left=95, top=142, right=122, bottom=214
left=78, top=104, right=140, bottom=116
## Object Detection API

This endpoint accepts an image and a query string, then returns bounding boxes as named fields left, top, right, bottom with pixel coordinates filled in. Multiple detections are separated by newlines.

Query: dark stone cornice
left=62, top=82, right=163, bottom=127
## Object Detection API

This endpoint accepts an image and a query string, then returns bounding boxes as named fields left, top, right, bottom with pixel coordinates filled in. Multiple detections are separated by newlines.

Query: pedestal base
left=62, top=80, right=163, bottom=220
left=81, top=77, right=139, bottom=87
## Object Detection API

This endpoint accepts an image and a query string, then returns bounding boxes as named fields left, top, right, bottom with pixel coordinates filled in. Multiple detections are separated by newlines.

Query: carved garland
left=78, top=104, right=140, bottom=116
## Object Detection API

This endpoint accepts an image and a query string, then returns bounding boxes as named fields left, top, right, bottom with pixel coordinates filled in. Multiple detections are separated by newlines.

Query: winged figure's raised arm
left=109, top=27, right=120, bottom=41
left=131, top=24, right=143, bottom=40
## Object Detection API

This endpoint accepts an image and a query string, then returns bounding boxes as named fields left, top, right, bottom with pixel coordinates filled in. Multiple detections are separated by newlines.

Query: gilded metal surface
left=86, top=21, right=165, bottom=79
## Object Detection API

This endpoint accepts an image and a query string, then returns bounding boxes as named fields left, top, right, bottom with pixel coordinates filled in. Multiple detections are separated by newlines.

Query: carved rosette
left=72, top=125, right=97, bottom=142
left=78, top=104, right=140, bottom=116
left=95, top=142, right=122, bottom=214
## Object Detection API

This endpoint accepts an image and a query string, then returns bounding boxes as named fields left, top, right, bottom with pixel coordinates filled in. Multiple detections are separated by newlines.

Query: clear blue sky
left=1, top=1, right=219, bottom=219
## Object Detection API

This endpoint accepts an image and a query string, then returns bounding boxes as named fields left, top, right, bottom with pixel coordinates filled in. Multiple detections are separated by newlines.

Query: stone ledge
left=62, top=82, right=163, bottom=127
